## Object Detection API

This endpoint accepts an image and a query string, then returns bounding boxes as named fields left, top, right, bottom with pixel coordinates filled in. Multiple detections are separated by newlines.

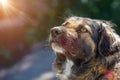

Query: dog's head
left=50, top=16, right=119, bottom=59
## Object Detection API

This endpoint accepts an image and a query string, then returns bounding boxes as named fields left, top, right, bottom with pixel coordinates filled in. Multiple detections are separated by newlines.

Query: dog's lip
left=51, top=42, right=66, bottom=53
left=49, top=39, right=58, bottom=47
left=50, top=42, right=77, bottom=57
left=49, top=35, right=60, bottom=43
left=50, top=37, right=78, bottom=57
left=70, top=53, right=76, bottom=56
left=65, top=52, right=77, bottom=57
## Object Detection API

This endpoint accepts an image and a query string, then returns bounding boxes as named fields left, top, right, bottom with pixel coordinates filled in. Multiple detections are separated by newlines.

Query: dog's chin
left=51, top=42, right=78, bottom=57
left=51, top=43, right=65, bottom=54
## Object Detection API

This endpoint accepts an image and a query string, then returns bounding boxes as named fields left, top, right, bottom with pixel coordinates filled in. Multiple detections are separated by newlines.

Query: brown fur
left=49, top=16, right=120, bottom=80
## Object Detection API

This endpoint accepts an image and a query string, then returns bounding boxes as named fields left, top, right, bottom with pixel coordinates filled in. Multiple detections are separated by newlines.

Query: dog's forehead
left=62, top=17, right=93, bottom=32
left=63, top=17, right=91, bottom=27
left=66, top=17, right=86, bottom=23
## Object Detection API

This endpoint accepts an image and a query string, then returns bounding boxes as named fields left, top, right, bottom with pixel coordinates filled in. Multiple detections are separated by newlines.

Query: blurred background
left=0, top=0, right=120, bottom=80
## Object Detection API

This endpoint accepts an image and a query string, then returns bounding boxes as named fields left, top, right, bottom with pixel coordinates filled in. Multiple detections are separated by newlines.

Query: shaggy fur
left=49, top=16, right=120, bottom=80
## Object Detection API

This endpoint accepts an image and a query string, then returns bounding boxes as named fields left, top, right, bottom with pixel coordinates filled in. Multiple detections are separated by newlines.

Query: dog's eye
left=81, top=27, right=87, bottom=32
left=76, top=26, right=87, bottom=33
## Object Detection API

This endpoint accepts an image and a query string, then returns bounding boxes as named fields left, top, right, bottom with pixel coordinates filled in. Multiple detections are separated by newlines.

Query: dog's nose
left=50, top=27, right=62, bottom=37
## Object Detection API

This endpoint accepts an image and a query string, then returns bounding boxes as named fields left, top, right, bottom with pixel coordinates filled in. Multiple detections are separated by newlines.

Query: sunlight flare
left=0, top=0, right=26, bottom=20
left=0, top=0, right=9, bottom=7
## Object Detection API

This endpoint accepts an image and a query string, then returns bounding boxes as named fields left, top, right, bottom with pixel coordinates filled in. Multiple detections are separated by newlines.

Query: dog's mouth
left=49, top=34, right=69, bottom=54
left=49, top=27, right=80, bottom=57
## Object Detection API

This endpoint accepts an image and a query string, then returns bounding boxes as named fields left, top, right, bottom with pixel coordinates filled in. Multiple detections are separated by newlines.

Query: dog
left=49, top=16, right=120, bottom=80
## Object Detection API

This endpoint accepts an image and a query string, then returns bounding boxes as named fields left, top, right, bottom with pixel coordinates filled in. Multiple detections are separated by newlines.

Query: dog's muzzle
left=50, top=27, right=63, bottom=38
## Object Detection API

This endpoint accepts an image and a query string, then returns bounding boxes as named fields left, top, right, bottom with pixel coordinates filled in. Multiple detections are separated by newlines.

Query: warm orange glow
left=0, top=0, right=9, bottom=7
left=0, top=0, right=26, bottom=20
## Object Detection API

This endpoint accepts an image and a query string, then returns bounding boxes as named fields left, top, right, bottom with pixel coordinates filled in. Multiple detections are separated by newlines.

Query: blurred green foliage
left=48, top=0, right=120, bottom=33
left=24, top=0, right=120, bottom=44
left=0, top=48, right=12, bottom=59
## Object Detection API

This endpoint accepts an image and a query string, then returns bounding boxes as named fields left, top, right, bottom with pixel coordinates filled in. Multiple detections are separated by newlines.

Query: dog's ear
left=98, top=21, right=120, bottom=56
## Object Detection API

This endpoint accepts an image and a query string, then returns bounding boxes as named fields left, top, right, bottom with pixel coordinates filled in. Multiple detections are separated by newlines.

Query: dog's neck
left=72, top=58, right=117, bottom=80
left=55, top=53, right=118, bottom=80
